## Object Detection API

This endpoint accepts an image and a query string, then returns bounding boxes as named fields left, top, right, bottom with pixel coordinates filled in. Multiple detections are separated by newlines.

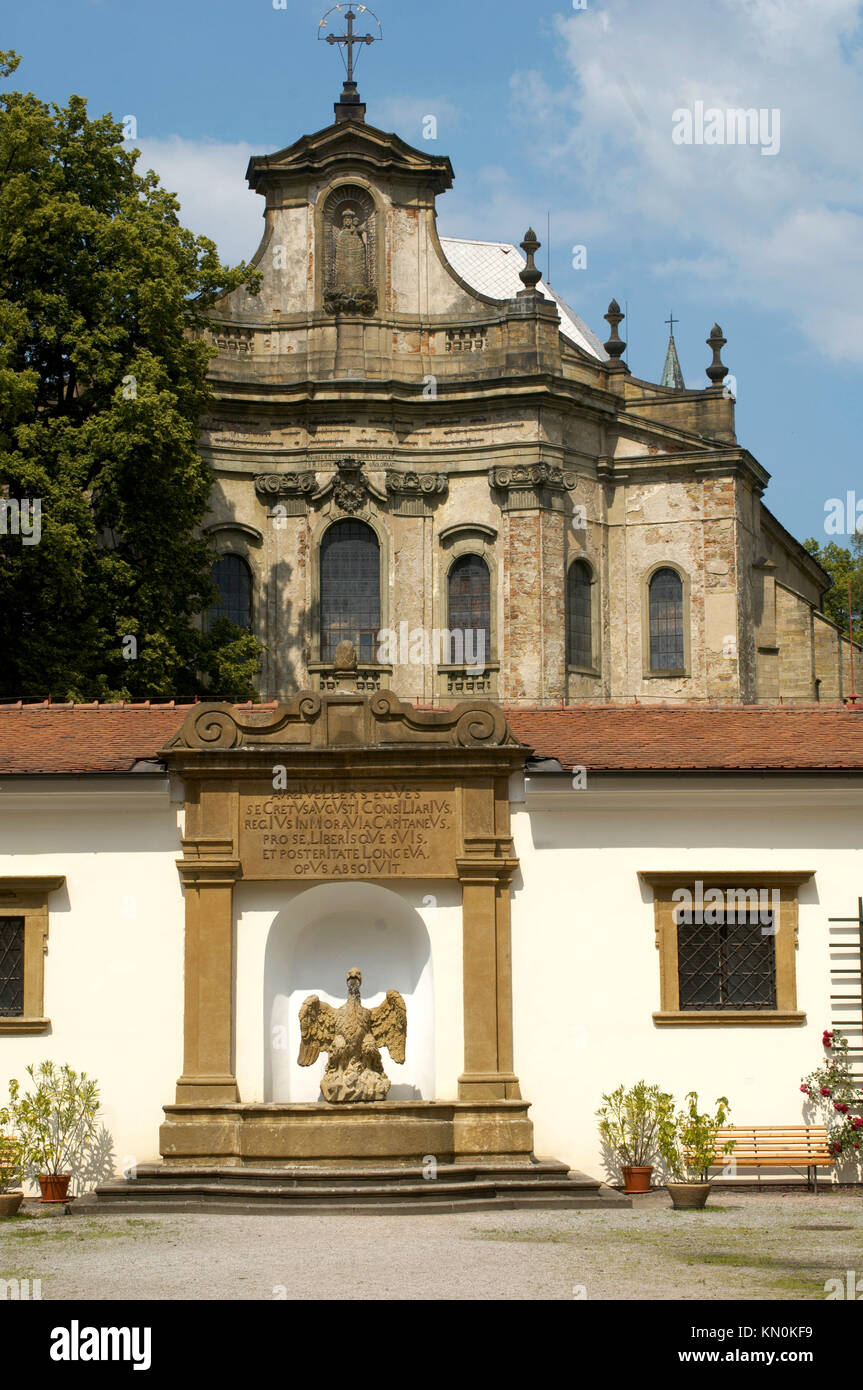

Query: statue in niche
left=298, top=968, right=406, bottom=1103
left=324, top=189, right=377, bottom=317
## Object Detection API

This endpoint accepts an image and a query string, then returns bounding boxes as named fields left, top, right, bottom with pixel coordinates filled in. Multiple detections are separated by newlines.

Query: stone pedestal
left=159, top=1100, right=535, bottom=1168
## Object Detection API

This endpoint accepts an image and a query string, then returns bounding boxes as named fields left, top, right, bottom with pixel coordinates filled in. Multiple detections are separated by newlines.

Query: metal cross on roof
left=319, top=6, right=382, bottom=87
left=665, top=311, right=678, bottom=335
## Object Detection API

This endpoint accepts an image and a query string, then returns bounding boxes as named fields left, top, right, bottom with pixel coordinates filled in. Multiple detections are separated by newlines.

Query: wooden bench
left=709, top=1126, right=833, bottom=1191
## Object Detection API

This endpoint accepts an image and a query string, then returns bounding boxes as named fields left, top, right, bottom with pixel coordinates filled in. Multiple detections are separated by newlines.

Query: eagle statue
left=298, top=967, right=407, bottom=1103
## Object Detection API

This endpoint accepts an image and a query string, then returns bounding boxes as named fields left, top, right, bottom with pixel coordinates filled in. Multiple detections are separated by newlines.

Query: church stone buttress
left=198, top=85, right=851, bottom=708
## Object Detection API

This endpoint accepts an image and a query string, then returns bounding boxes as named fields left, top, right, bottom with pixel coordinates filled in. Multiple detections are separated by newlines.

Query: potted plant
left=0, top=1133, right=25, bottom=1218
left=596, top=1081, right=673, bottom=1192
left=659, top=1091, right=734, bottom=1209
left=4, top=1062, right=100, bottom=1203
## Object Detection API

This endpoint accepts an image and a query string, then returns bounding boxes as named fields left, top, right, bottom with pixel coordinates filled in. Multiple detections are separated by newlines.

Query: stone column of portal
left=456, top=859, right=521, bottom=1101
left=175, top=858, right=241, bottom=1103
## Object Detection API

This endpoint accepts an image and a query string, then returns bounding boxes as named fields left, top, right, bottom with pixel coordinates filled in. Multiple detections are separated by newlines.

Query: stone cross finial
left=706, top=323, right=729, bottom=386
left=604, top=299, right=627, bottom=370
left=518, top=228, right=543, bottom=296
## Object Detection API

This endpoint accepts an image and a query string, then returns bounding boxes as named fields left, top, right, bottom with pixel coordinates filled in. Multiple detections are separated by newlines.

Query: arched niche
left=263, top=882, right=434, bottom=1103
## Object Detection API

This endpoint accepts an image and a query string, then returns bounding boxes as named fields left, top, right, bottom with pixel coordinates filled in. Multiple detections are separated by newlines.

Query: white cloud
left=135, top=137, right=264, bottom=265
left=507, top=0, right=863, bottom=362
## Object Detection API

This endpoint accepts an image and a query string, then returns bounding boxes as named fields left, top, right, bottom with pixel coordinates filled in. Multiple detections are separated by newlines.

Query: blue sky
left=6, top=0, right=863, bottom=546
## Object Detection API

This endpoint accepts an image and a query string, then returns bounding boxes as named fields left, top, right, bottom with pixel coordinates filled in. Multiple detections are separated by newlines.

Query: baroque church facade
left=200, top=83, right=855, bottom=708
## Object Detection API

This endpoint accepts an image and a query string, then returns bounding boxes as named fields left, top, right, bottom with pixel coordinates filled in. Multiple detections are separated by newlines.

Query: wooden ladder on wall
left=828, top=896, right=863, bottom=1084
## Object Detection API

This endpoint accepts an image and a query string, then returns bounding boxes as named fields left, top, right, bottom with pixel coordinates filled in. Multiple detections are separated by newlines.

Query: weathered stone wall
left=198, top=113, right=841, bottom=707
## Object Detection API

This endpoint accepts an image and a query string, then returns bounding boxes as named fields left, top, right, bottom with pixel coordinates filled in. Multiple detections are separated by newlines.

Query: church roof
left=0, top=703, right=861, bottom=775
left=439, top=238, right=608, bottom=361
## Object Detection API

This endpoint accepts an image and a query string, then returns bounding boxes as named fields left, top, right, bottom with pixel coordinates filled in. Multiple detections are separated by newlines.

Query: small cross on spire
left=665, top=311, right=678, bottom=336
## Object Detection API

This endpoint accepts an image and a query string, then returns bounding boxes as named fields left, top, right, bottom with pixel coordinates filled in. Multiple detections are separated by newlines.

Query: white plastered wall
left=510, top=772, right=862, bottom=1181
left=0, top=778, right=185, bottom=1173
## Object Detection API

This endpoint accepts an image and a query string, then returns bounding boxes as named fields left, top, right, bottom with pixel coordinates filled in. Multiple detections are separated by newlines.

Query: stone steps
left=90, top=1161, right=629, bottom=1214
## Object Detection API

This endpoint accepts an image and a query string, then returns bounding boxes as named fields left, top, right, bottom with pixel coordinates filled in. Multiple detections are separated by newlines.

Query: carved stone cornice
left=490, top=463, right=577, bottom=512
left=161, top=691, right=525, bottom=760
left=386, top=470, right=448, bottom=515
left=255, top=460, right=389, bottom=516
left=255, top=471, right=317, bottom=516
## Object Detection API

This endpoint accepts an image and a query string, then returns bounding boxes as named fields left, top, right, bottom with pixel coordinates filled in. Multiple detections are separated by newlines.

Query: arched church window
left=566, top=559, right=593, bottom=669
left=447, top=555, right=491, bottom=664
left=320, top=520, right=381, bottom=663
left=209, top=554, right=252, bottom=630
left=649, top=567, right=685, bottom=672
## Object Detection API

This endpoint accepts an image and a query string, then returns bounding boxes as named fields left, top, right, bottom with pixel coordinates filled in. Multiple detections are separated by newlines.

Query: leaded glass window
left=447, top=555, right=491, bottom=665
left=566, top=560, right=593, bottom=668
left=649, top=567, right=685, bottom=672
left=678, top=909, right=777, bottom=1011
left=320, top=520, right=381, bottom=663
left=0, top=918, right=24, bottom=1017
left=209, top=555, right=252, bottom=630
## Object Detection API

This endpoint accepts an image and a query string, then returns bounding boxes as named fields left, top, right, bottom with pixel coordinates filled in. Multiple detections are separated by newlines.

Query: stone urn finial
left=518, top=228, right=543, bottom=296
left=604, top=299, right=627, bottom=371
left=706, top=323, right=729, bottom=387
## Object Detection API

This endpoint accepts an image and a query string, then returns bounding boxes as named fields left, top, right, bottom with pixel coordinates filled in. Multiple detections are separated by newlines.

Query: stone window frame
left=203, top=523, right=263, bottom=638
left=641, top=562, right=692, bottom=679
left=565, top=556, right=601, bottom=677
left=308, top=510, right=392, bottom=675
left=0, top=877, right=64, bottom=1035
left=641, top=870, right=812, bottom=1026
left=439, top=529, right=499, bottom=671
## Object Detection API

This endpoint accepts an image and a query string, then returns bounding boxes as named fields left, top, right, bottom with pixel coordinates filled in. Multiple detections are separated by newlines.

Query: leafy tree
left=0, top=51, right=262, bottom=701
left=804, top=534, right=863, bottom=644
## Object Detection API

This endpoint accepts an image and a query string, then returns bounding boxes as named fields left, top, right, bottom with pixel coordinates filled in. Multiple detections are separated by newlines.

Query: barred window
left=649, top=567, right=685, bottom=671
left=209, top=555, right=252, bottom=630
left=566, top=560, right=593, bottom=668
left=0, top=918, right=24, bottom=1017
left=447, top=555, right=491, bottom=664
left=320, top=520, right=381, bottom=664
left=678, top=909, right=777, bottom=1011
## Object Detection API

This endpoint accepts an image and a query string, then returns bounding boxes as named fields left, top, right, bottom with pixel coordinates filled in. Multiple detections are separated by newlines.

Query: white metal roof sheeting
left=439, top=236, right=608, bottom=361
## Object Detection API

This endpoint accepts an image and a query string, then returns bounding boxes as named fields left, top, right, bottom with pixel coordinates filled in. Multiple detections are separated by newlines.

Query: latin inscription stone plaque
left=239, top=783, right=460, bottom=880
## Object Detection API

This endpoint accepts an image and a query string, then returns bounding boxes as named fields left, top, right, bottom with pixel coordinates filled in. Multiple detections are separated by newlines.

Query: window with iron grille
left=320, top=520, right=381, bottom=664
left=209, top=555, right=252, bottom=630
left=0, top=918, right=24, bottom=1017
left=649, top=567, right=685, bottom=671
left=447, top=555, right=491, bottom=664
left=566, top=560, right=593, bottom=668
left=678, top=910, right=777, bottom=1011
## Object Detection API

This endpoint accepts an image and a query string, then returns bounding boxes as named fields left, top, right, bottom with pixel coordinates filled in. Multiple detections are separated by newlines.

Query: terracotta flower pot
left=667, top=1180, right=711, bottom=1210
left=621, top=1164, right=654, bottom=1193
left=38, top=1173, right=71, bottom=1204
left=0, top=1192, right=23, bottom=1219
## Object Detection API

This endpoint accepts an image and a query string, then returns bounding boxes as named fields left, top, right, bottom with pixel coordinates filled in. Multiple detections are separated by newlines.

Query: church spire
left=660, top=312, right=685, bottom=389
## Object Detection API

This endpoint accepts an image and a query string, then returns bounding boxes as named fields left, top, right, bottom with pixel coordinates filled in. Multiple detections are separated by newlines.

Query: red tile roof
left=0, top=704, right=193, bottom=774
left=0, top=702, right=860, bottom=774
left=506, top=705, right=863, bottom=770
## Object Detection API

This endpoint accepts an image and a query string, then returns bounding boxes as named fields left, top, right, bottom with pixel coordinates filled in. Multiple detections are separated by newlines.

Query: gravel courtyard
left=1, top=1189, right=861, bottom=1301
